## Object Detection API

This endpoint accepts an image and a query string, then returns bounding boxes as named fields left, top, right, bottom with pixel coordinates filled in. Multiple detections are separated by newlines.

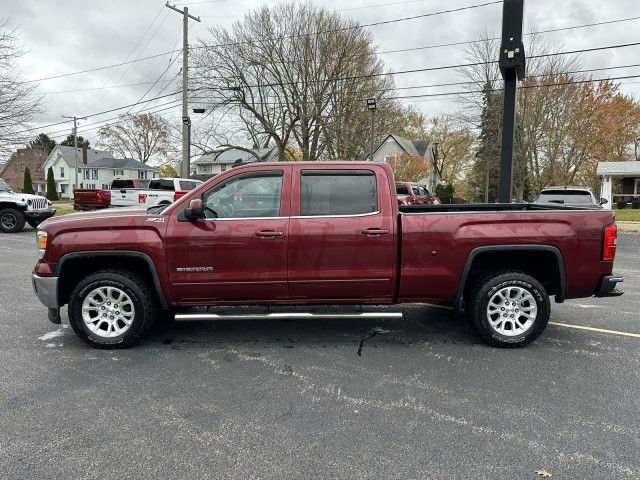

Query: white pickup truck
left=110, top=178, right=202, bottom=208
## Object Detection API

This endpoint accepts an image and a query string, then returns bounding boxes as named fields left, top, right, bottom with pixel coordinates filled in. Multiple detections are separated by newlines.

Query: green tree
left=27, top=133, right=57, bottom=155
left=469, top=84, right=503, bottom=202
left=60, top=134, right=90, bottom=148
left=436, top=182, right=455, bottom=204
left=22, top=167, right=34, bottom=194
left=45, top=167, right=58, bottom=201
left=159, top=164, right=178, bottom=177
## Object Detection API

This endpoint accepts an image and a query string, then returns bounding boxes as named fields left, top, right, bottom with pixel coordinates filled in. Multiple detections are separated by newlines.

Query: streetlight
left=367, top=98, right=376, bottom=161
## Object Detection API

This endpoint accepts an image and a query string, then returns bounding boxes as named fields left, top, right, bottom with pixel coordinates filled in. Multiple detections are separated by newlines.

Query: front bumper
left=595, top=274, right=624, bottom=297
left=25, top=210, right=55, bottom=222
left=32, top=274, right=59, bottom=308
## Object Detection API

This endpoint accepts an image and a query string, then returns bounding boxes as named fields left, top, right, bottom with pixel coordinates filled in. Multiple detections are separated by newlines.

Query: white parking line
left=549, top=321, right=640, bottom=338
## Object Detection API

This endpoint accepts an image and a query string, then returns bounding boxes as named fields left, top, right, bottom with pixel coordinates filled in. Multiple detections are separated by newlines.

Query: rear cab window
left=537, top=190, right=594, bottom=204
left=299, top=170, right=378, bottom=216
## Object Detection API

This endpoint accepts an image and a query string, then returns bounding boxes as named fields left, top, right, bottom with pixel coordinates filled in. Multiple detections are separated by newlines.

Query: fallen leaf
left=535, top=468, right=553, bottom=478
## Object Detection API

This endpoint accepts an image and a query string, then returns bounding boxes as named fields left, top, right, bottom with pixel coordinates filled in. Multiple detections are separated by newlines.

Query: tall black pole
left=498, top=0, right=525, bottom=203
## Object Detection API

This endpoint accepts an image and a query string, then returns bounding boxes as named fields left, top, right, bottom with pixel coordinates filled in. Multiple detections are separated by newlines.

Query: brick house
left=0, top=148, right=49, bottom=194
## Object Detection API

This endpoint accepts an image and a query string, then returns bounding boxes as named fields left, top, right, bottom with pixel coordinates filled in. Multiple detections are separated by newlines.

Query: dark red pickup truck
left=32, top=162, right=623, bottom=349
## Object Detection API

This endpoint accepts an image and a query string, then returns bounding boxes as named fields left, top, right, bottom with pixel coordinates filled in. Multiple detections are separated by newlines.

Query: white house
left=597, top=161, right=640, bottom=208
left=78, top=157, right=160, bottom=191
left=367, top=134, right=442, bottom=190
left=43, top=145, right=159, bottom=198
left=192, top=146, right=279, bottom=180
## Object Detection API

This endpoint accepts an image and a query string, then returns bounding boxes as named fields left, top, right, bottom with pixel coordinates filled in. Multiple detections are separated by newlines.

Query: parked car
left=110, top=178, right=202, bottom=208
left=73, top=179, right=148, bottom=211
left=32, top=162, right=622, bottom=349
left=533, top=186, right=607, bottom=209
left=0, top=178, right=55, bottom=233
left=396, top=182, right=441, bottom=206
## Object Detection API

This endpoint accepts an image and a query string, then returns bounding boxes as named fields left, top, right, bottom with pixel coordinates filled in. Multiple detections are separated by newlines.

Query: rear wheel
left=0, top=208, right=25, bottom=233
left=68, top=270, right=156, bottom=348
left=466, top=271, right=550, bottom=348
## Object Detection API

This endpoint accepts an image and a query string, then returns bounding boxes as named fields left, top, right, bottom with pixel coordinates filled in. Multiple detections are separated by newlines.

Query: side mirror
left=184, top=198, right=204, bottom=221
left=599, top=198, right=608, bottom=205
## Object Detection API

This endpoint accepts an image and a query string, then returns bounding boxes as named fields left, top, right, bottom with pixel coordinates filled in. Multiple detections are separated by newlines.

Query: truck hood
left=0, top=191, right=50, bottom=204
left=39, top=207, right=156, bottom=231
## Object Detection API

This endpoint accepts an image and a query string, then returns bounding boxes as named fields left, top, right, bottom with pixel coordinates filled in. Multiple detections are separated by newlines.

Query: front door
left=287, top=166, right=396, bottom=302
left=166, top=167, right=291, bottom=304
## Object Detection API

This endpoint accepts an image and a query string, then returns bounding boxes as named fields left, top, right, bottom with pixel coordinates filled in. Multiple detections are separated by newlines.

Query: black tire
left=68, top=270, right=157, bottom=348
left=465, top=271, right=550, bottom=348
left=0, top=208, right=26, bottom=233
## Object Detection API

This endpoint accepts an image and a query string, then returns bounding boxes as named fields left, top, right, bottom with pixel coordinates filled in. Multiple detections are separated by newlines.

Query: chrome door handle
left=255, top=230, right=284, bottom=237
left=361, top=228, right=390, bottom=235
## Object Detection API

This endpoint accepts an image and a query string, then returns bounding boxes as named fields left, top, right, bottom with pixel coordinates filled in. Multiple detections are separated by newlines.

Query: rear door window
left=396, top=185, right=409, bottom=195
left=300, top=171, right=377, bottom=216
left=178, top=181, right=199, bottom=190
left=148, top=179, right=175, bottom=191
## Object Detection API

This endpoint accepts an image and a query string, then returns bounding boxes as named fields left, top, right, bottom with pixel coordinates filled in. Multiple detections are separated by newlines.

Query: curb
left=617, top=221, right=640, bottom=233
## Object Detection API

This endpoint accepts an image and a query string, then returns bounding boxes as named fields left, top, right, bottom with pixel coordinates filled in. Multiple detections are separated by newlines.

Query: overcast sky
left=5, top=0, right=640, bottom=149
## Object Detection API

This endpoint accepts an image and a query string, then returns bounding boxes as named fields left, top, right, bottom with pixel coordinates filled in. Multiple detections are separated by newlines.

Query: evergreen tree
left=60, top=134, right=90, bottom=148
left=22, top=167, right=35, bottom=194
left=470, top=83, right=503, bottom=202
left=27, top=133, right=57, bottom=155
left=45, top=167, right=59, bottom=201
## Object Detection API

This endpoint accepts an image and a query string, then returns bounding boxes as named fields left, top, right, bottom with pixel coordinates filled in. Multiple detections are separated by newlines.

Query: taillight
left=602, top=223, right=617, bottom=261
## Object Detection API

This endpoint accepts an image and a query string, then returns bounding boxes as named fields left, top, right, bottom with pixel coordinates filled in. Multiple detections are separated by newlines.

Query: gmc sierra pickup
left=31, top=162, right=623, bottom=349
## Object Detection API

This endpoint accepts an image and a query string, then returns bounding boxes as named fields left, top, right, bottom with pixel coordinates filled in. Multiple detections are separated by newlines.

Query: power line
left=22, top=50, right=180, bottom=84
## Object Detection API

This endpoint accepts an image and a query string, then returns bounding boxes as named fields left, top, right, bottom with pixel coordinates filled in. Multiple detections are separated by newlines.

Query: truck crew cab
left=32, top=162, right=622, bottom=349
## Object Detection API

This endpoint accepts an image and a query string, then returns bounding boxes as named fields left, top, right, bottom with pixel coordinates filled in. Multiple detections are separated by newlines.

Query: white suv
left=0, top=179, right=55, bottom=233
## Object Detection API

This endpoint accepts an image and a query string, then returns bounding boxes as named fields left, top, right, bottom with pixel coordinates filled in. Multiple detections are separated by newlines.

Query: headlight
left=36, top=230, right=47, bottom=258
left=27, top=199, right=33, bottom=206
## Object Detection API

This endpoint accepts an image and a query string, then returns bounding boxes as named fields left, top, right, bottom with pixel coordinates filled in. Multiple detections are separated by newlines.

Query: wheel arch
left=55, top=251, right=168, bottom=310
left=454, top=245, right=566, bottom=311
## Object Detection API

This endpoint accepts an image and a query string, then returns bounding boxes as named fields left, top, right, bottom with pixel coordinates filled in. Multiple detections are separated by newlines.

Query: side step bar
left=174, top=312, right=403, bottom=321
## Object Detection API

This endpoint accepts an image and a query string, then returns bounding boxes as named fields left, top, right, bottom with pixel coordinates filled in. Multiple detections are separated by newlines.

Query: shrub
left=632, top=198, right=640, bottom=209
left=45, top=167, right=59, bottom=201
left=617, top=200, right=628, bottom=210
left=22, top=167, right=35, bottom=194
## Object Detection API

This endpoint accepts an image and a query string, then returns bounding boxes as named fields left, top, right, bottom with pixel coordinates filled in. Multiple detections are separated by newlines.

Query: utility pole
left=62, top=115, right=87, bottom=195
left=166, top=2, right=200, bottom=178
left=497, top=0, right=526, bottom=203
left=367, top=98, right=377, bottom=160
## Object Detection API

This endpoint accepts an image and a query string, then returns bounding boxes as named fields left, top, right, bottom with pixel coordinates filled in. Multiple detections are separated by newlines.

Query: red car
left=33, top=162, right=622, bottom=349
left=396, top=181, right=441, bottom=205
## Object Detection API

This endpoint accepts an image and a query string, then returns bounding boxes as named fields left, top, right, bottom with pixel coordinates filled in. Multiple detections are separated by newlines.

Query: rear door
left=166, top=166, right=291, bottom=304
left=288, top=165, right=396, bottom=302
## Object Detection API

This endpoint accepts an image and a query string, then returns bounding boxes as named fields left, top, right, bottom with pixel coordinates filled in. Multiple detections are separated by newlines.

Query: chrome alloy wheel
left=81, top=286, right=135, bottom=338
left=1, top=212, right=17, bottom=230
left=486, top=286, right=538, bottom=336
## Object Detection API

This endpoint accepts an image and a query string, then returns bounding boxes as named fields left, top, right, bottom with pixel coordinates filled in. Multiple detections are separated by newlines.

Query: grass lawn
left=614, top=209, right=640, bottom=221
left=52, top=203, right=75, bottom=216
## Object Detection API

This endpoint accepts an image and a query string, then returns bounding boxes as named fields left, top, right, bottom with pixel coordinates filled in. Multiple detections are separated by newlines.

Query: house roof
left=52, top=145, right=114, bottom=164
left=195, top=146, right=279, bottom=165
left=371, top=134, right=433, bottom=159
left=86, top=157, right=157, bottom=170
left=597, top=161, right=640, bottom=176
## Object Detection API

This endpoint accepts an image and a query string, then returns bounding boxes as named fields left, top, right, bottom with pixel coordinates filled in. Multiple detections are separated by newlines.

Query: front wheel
left=466, top=271, right=550, bottom=348
left=68, top=270, right=157, bottom=348
left=0, top=208, right=26, bottom=233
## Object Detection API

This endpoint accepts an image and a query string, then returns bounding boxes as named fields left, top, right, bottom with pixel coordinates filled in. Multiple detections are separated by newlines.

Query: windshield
left=536, top=190, right=594, bottom=204
left=0, top=179, right=12, bottom=192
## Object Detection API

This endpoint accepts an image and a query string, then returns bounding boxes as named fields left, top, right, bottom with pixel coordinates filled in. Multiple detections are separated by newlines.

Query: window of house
left=102, top=184, right=110, bottom=189
left=221, top=164, right=227, bottom=172
left=635, top=179, right=640, bottom=195
left=35, top=164, right=41, bottom=172
left=60, top=167, right=65, bottom=178
left=60, top=184, right=67, bottom=193
left=138, top=170, right=148, bottom=180
left=92, top=169, right=98, bottom=180
left=202, top=172, right=283, bottom=219
left=300, top=171, right=378, bottom=216
left=113, top=169, right=124, bottom=176
left=84, top=169, right=90, bottom=180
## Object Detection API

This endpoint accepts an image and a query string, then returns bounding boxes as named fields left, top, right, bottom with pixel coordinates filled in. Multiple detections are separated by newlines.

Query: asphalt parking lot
left=1, top=229, right=639, bottom=480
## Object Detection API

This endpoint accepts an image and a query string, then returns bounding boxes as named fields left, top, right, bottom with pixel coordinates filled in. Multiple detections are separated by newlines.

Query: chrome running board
left=174, top=312, right=403, bottom=321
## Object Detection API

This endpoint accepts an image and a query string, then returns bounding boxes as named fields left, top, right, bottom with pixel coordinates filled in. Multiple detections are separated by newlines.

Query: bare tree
left=192, top=2, right=402, bottom=161
left=0, top=20, right=41, bottom=157
left=97, top=113, right=171, bottom=164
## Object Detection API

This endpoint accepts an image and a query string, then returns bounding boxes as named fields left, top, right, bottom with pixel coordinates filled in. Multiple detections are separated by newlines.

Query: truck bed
left=399, top=203, right=590, bottom=214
